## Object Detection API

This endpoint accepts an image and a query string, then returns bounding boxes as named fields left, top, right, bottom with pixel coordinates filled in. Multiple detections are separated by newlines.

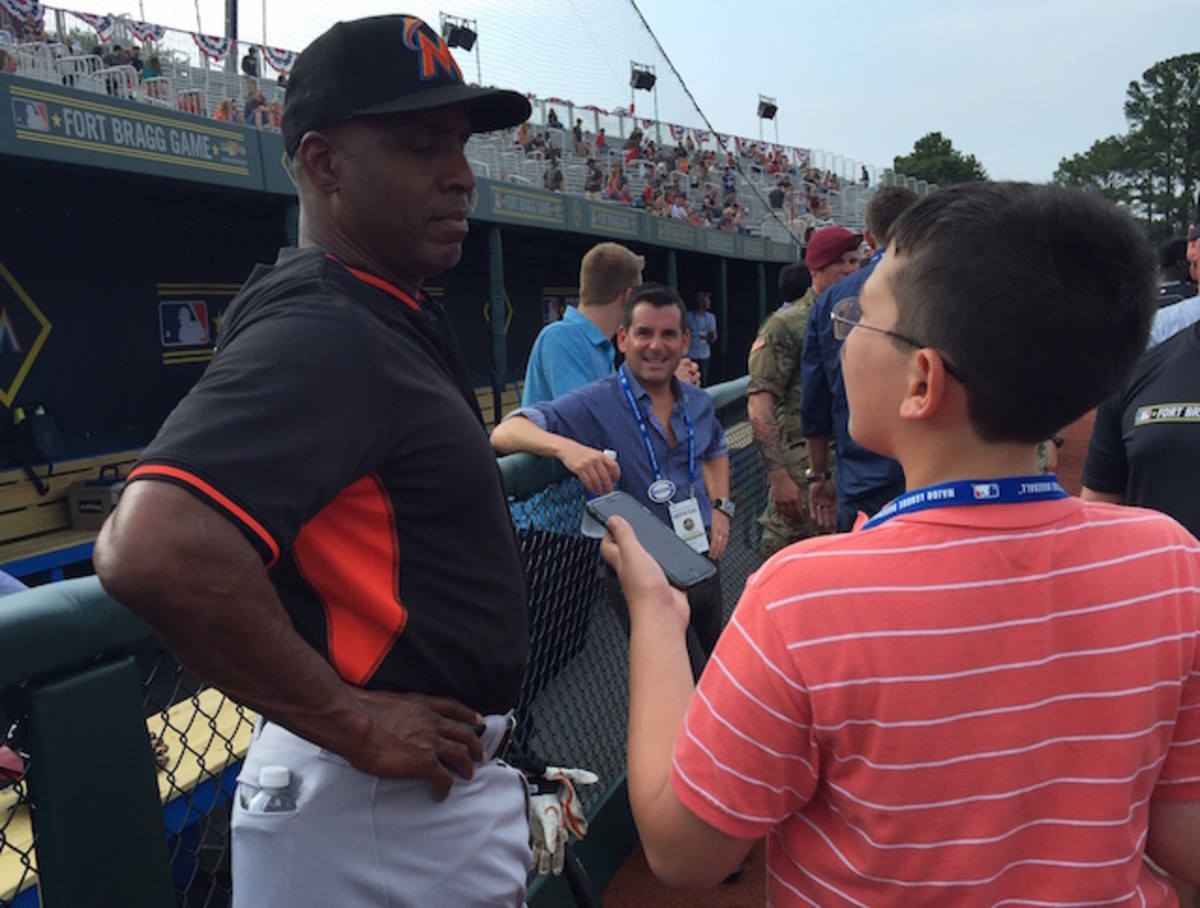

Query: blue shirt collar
left=564, top=305, right=613, bottom=351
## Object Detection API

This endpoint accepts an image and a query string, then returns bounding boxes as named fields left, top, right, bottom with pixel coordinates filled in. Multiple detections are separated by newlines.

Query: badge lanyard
left=862, top=475, right=1069, bottom=531
left=618, top=365, right=694, bottom=503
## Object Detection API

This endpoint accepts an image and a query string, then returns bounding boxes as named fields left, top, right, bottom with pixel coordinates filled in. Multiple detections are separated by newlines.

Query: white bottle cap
left=259, top=764, right=291, bottom=789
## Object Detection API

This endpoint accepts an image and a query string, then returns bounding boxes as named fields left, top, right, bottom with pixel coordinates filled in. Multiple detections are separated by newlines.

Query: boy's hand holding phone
left=599, top=515, right=690, bottom=632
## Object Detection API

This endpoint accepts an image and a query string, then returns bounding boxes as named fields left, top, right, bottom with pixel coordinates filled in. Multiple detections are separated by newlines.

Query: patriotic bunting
left=192, top=32, right=232, bottom=62
left=69, top=10, right=114, bottom=41
left=0, top=0, right=41, bottom=21
left=6, top=10, right=832, bottom=178
left=128, top=20, right=166, bottom=44
left=261, top=45, right=295, bottom=72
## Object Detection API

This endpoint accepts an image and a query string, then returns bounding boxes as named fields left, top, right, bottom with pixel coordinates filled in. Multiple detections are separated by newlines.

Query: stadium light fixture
left=440, top=14, right=477, bottom=51
left=630, top=62, right=656, bottom=92
left=757, top=95, right=778, bottom=120
left=440, top=12, right=480, bottom=82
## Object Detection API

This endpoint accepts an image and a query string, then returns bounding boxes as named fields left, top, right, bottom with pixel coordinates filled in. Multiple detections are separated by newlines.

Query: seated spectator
left=669, top=194, right=690, bottom=220
left=595, top=127, right=609, bottom=155
left=701, top=186, right=721, bottom=221
left=25, top=13, right=47, bottom=43
left=625, top=127, right=643, bottom=152
left=768, top=181, right=786, bottom=210
left=0, top=48, right=16, bottom=74
left=277, top=71, right=288, bottom=88
left=543, top=151, right=564, bottom=192
left=546, top=109, right=562, bottom=129
left=604, top=163, right=630, bottom=204
left=584, top=158, right=604, bottom=200
left=530, top=131, right=546, bottom=154
left=244, top=90, right=269, bottom=128
left=128, top=46, right=143, bottom=76
left=267, top=99, right=283, bottom=131
left=214, top=97, right=239, bottom=122
left=142, top=53, right=161, bottom=81
left=514, top=120, right=533, bottom=152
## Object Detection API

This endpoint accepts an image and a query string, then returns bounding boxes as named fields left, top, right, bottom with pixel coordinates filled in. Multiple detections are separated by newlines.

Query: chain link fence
left=0, top=389, right=766, bottom=908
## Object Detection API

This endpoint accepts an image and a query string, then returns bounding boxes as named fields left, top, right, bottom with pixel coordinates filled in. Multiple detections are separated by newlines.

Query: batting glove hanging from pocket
left=527, top=766, right=599, bottom=875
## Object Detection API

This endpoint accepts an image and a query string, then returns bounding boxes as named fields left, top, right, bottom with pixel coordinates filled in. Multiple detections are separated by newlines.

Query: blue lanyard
left=618, top=365, right=695, bottom=494
left=862, top=475, right=1069, bottom=531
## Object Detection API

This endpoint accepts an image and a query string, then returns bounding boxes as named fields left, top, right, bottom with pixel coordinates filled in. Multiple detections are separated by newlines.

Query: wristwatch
left=804, top=469, right=834, bottom=483
left=713, top=498, right=736, bottom=518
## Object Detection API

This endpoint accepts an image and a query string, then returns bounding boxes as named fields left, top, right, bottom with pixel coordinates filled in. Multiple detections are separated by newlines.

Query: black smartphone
left=585, top=490, right=717, bottom=590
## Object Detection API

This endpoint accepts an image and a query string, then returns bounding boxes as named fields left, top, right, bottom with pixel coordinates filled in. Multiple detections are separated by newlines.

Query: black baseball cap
left=282, top=15, right=531, bottom=156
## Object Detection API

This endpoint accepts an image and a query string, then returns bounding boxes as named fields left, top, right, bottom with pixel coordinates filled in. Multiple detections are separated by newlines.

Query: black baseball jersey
left=1083, top=321, right=1200, bottom=538
left=131, top=248, right=528, bottom=713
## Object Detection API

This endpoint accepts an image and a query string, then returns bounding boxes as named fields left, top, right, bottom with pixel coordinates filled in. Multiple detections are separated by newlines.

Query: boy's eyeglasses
left=831, top=297, right=968, bottom=385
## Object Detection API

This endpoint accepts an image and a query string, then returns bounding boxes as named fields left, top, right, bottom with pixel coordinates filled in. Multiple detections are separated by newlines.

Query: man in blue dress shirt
left=494, top=283, right=730, bottom=675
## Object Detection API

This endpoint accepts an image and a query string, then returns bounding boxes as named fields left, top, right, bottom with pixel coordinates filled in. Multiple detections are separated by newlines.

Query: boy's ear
left=899, top=349, right=955, bottom=422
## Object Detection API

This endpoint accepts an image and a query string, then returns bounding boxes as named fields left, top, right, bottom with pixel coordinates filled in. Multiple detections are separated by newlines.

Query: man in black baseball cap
left=282, top=14, right=529, bottom=156
left=97, top=15, right=536, bottom=906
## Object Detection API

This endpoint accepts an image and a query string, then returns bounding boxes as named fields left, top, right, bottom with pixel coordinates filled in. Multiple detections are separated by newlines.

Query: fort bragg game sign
left=1, top=76, right=260, bottom=189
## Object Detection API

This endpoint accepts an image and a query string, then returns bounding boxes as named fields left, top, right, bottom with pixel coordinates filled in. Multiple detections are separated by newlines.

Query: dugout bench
left=0, top=449, right=141, bottom=582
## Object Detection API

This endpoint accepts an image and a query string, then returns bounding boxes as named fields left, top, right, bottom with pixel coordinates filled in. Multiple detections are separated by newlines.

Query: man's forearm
left=702, top=454, right=730, bottom=504
left=747, top=391, right=786, bottom=474
left=96, top=482, right=371, bottom=751
left=491, top=413, right=572, bottom=460
left=806, top=435, right=831, bottom=473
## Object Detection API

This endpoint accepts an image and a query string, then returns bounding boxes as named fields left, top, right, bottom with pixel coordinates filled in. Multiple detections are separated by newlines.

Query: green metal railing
left=0, top=377, right=767, bottom=908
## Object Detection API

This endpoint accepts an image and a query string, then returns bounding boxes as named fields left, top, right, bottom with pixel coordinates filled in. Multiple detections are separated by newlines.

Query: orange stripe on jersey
left=325, top=254, right=422, bottom=311
left=292, top=473, right=407, bottom=687
left=127, top=463, right=281, bottom=567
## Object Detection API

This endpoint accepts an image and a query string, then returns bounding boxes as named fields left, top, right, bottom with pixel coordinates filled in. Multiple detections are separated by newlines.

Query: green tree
left=893, top=132, right=988, bottom=187
left=1054, top=53, right=1200, bottom=238
left=1054, top=135, right=1138, bottom=205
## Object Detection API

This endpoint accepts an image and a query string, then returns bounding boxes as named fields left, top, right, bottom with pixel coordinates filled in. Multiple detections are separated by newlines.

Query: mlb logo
left=160, top=301, right=210, bottom=347
left=1135, top=407, right=1151, bottom=423
left=12, top=100, right=49, bottom=132
left=972, top=483, right=1000, bottom=500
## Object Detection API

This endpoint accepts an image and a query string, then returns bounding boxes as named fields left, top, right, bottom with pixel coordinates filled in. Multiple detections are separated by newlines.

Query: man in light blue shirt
left=521, top=242, right=644, bottom=405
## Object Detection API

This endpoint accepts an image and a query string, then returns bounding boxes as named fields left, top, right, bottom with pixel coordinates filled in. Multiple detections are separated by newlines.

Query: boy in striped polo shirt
left=603, top=182, right=1200, bottom=905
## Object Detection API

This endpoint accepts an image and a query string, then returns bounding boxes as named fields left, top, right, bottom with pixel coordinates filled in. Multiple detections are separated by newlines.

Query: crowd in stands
left=0, top=10, right=286, bottom=133
left=508, top=113, right=851, bottom=236
left=2, top=9, right=859, bottom=241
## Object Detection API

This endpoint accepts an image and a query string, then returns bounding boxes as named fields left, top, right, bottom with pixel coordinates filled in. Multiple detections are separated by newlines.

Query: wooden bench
left=0, top=687, right=257, bottom=905
left=0, top=449, right=141, bottom=581
left=476, top=382, right=522, bottom=432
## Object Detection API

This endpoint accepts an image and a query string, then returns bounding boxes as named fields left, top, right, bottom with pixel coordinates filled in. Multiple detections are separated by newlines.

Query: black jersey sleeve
left=1081, top=392, right=1129, bottom=496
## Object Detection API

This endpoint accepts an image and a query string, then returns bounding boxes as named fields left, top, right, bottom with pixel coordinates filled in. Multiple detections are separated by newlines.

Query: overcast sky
left=130, top=0, right=1197, bottom=182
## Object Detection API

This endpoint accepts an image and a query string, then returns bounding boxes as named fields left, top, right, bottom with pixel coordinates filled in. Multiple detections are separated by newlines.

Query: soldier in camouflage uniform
left=748, top=229, right=862, bottom=556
